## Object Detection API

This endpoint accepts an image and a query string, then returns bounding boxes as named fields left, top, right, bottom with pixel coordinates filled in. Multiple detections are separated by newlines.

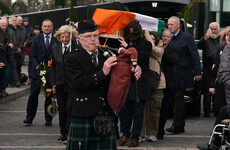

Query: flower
left=36, top=61, right=47, bottom=90
left=39, top=70, right=46, bottom=76
left=41, top=76, right=46, bottom=86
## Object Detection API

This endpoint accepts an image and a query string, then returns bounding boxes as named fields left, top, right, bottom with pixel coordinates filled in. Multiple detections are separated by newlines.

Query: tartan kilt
left=66, top=116, right=117, bottom=150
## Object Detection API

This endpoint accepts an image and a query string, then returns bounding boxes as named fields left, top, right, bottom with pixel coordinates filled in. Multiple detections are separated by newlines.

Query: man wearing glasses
left=65, top=19, right=142, bottom=149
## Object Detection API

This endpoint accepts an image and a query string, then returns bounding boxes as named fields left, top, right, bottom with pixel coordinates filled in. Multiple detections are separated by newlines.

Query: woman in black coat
left=49, top=25, right=78, bottom=143
left=157, top=29, right=177, bottom=139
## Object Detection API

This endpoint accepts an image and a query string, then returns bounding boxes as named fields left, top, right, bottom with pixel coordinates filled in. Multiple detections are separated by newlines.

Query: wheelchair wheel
left=47, top=104, right=58, bottom=117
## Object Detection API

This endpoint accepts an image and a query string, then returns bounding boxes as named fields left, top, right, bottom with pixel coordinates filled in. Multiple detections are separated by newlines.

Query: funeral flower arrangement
left=37, top=61, right=47, bottom=88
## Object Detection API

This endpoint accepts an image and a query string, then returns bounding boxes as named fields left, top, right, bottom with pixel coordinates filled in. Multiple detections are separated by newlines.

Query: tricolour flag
left=92, top=8, right=165, bottom=39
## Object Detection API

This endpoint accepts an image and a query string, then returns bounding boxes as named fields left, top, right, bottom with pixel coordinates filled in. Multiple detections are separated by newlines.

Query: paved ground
left=0, top=65, right=217, bottom=150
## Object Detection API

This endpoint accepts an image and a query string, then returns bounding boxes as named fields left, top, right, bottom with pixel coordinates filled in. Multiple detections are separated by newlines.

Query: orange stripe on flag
left=92, top=8, right=136, bottom=35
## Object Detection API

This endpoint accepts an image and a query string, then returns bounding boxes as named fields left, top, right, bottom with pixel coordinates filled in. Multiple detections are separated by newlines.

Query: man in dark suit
left=23, top=19, right=58, bottom=126
left=166, top=16, right=202, bottom=134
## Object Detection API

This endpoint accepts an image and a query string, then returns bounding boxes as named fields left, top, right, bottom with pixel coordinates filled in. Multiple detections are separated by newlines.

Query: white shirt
left=62, top=43, right=70, bottom=54
left=43, top=33, right=52, bottom=45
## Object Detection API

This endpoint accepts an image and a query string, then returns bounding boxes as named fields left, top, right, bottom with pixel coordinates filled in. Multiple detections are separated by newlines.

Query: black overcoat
left=169, top=30, right=201, bottom=89
left=126, top=37, right=152, bottom=101
left=64, top=46, right=109, bottom=117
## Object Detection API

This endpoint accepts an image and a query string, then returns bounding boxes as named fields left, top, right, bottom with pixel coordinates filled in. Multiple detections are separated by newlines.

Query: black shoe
left=157, top=134, right=164, bottom=140
left=1, top=89, right=8, bottom=97
left=45, top=121, right=52, bottom=126
left=58, top=135, right=67, bottom=144
left=204, top=113, right=210, bottom=118
left=15, top=82, right=21, bottom=87
left=23, top=119, right=32, bottom=125
left=166, top=126, right=184, bottom=134
left=0, top=92, right=4, bottom=98
left=197, top=143, right=219, bottom=150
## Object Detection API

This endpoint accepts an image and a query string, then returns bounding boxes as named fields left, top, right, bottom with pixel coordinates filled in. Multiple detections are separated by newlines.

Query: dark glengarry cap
left=78, top=19, right=97, bottom=34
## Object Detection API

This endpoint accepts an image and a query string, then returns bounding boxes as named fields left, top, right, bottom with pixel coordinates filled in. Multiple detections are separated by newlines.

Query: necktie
left=45, top=35, right=50, bottom=49
left=91, top=52, right=98, bottom=67
left=64, top=46, right=68, bottom=55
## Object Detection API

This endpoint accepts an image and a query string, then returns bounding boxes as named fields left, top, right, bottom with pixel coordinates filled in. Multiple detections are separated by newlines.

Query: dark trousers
left=213, top=81, right=226, bottom=117
left=158, top=87, right=176, bottom=136
left=203, top=65, right=212, bottom=114
left=26, top=77, right=52, bottom=122
left=8, top=59, right=19, bottom=83
left=0, top=66, right=8, bottom=90
left=172, top=89, right=185, bottom=127
left=56, top=85, right=71, bottom=136
left=119, top=99, right=145, bottom=142
left=16, top=51, right=25, bottom=81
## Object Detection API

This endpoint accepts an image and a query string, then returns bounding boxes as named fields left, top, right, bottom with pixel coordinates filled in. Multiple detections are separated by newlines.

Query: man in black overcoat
left=197, top=22, right=220, bottom=117
left=166, top=16, right=202, bottom=134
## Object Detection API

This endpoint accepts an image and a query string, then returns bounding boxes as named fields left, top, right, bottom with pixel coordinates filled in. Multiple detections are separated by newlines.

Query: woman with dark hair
left=118, top=19, right=152, bottom=147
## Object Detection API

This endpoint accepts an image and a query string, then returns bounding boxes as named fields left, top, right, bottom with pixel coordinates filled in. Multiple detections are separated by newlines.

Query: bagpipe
left=66, top=18, right=139, bottom=115
left=97, top=44, right=139, bottom=115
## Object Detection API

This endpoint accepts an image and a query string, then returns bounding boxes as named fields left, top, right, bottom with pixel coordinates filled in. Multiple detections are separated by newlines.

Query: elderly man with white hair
left=197, top=22, right=221, bottom=118
left=0, top=19, right=21, bottom=87
left=0, top=19, right=14, bottom=97
left=16, top=16, right=27, bottom=84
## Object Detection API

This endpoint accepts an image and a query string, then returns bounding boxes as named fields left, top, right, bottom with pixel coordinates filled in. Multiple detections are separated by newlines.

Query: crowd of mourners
left=0, top=14, right=230, bottom=150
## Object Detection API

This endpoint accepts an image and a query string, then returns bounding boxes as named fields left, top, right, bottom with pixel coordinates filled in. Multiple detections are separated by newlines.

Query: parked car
left=184, top=79, right=202, bottom=116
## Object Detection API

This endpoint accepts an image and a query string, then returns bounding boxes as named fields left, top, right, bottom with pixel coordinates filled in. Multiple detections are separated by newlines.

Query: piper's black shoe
left=58, top=135, right=67, bottom=144
left=23, top=119, right=32, bottom=125
left=166, top=126, right=184, bottom=134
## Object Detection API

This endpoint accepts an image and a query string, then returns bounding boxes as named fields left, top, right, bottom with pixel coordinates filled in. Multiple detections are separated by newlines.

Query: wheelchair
left=207, top=119, right=230, bottom=150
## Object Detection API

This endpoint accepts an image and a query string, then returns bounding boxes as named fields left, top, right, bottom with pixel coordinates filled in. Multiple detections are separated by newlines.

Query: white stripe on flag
left=133, top=12, right=159, bottom=32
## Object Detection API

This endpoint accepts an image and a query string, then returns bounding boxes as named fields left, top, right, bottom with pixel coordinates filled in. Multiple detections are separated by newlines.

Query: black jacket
left=197, top=36, right=220, bottom=66
left=64, top=46, right=109, bottom=117
left=170, top=30, right=201, bottom=89
left=50, top=41, right=79, bottom=88
left=0, top=28, right=12, bottom=65
left=209, top=43, right=226, bottom=88
left=162, top=44, right=177, bottom=88
left=125, top=37, right=152, bottom=101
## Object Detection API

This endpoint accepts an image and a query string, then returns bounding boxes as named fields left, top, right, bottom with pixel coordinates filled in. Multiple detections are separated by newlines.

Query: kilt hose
left=66, top=117, right=117, bottom=150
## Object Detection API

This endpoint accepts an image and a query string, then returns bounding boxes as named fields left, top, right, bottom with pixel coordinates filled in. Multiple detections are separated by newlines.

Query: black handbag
left=93, top=115, right=112, bottom=136
left=149, top=60, right=161, bottom=91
